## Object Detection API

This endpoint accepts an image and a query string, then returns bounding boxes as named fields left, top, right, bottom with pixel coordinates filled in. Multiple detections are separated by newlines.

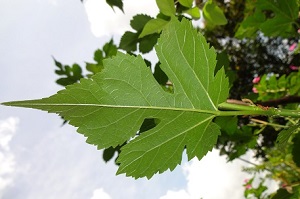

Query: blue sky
left=0, top=0, right=278, bottom=198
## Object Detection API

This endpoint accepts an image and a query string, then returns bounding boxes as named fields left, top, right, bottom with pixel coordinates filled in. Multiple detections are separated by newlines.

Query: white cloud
left=91, top=188, right=112, bottom=199
left=160, top=189, right=190, bottom=199
left=0, top=117, right=19, bottom=197
left=160, top=149, right=256, bottom=199
left=84, top=0, right=158, bottom=37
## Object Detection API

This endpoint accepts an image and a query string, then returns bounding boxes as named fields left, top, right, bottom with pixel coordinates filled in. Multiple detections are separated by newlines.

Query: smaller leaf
left=119, top=31, right=138, bottom=52
left=153, top=62, right=168, bottom=85
left=178, top=0, right=193, bottom=8
left=130, top=14, right=153, bottom=32
left=235, top=9, right=265, bottom=38
left=106, top=0, right=123, bottom=12
left=103, top=146, right=117, bottom=162
left=203, top=0, right=227, bottom=26
left=139, top=118, right=158, bottom=134
left=139, top=34, right=160, bottom=53
left=183, top=7, right=200, bottom=19
left=271, top=188, right=293, bottom=199
left=56, top=78, right=76, bottom=86
left=214, top=116, right=238, bottom=136
left=156, top=0, right=176, bottom=16
left=139, top=18, right=169, bottom=38
left=292, top=132, right=300, bottom=167
left=86, top=63, right=103, bottom=75
left=93, top=49, right=104, bottom=64
left=103, top=39, right=117, bottom=57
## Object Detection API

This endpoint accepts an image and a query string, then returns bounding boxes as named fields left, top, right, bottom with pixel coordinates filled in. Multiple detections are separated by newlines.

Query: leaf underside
left=3, top=18, right=229, bottom=179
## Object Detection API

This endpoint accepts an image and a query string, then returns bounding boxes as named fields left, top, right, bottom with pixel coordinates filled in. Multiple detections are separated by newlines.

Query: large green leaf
left=2, top=18, right=229, bottom=179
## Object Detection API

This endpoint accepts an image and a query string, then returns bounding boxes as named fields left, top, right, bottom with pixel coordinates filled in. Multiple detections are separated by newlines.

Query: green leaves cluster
left=254, top=70, right=300, bottom=101
left=236, top=0, right=299, bottom=38
left=54, top=39, right=117, bottom=86
left=119, top=14, right=160, bottom=53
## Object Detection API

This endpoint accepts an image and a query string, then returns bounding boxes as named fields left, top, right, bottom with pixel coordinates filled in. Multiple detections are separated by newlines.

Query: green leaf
left=130, top=14, right=153, bottom=32
left=93, top=49, right=104, bottom=64
left=203, top=0, right=227, bottom=26
left=271, top=188, right=293, bottom=199
left=139, top=33, right=160, bottom=54
left=106, top=0, right=123, bottom=12
left=235, top=8, right=266, bottom=38
left=119, top=31, right=138, bottom=52
left=103, top=39, right=117, bottom=57
left=86, top=63, right=103, bottom=75
left=139, top=18, right=169, bottom=38
left=292, top=132, right=300, bottom=167
left=178, top=0, right=193, bottom=8
left=214, top=116, right=238, bottom=136
left=2, top=18, right=229, bottom=179
left=156, top=0, right=176, bottom=16
left=153, top=62, right=168, bottom=85
left=54, top=59, right=83, bottom=86
left=276, top=124, right=300, bottom=149
left=103, top=145, right=122, bottom=163
left=183, top=7, right=200, bottom=19
left=236, top=0, right=298, bottom=38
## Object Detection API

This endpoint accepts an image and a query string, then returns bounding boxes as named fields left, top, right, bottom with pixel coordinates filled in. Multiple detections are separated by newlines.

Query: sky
left=0, top=0, right=278, bottom=198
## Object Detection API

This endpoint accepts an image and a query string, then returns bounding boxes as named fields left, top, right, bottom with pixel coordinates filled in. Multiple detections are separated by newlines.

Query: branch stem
left=218, top=102, right=300, bottom=118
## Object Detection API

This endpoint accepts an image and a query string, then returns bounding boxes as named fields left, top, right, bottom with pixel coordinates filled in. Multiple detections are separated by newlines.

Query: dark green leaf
left=236, top=0, right=298, bottom=38
left=130, top=14, right=153, bottom=32
left=103, top=39, right=117, bottom=57
left=214, top=116, right=238, bottom=136
left=292, top=132, right=300, bottom=167
left=106, top=0, right=123, bottom=12
left=119, top=31, right=138, bottom=52
left=235, top=8, right=265, bottom=38
left=93, top=49, right=104, bottom=64
left=153, top=62, right=168, bottom=85
left=139, top=33, right=159, bottom=53
left=271, top=188, right=293, bottom=199
left=276, top=124, right=300, bottom=149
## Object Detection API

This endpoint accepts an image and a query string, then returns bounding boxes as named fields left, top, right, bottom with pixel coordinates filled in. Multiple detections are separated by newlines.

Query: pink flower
left=244, top=179, right=249, bottom=183
left=245, top=184, right=252, bottom=189
left=252, top=76, right=260, bottom=84
left=289, top=43, right=297, bottom=51
left=298, top=29, right=300, bottom=34
left=252, top=87, right=258, bottom=93
left=290, top=65, right=299, bottom=70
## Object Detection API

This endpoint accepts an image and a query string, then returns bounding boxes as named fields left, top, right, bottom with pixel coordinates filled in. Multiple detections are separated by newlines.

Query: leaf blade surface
left=3, top=18, right=229, bottom=179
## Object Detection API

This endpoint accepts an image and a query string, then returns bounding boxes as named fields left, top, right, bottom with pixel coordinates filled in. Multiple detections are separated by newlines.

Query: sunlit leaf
left=139, top=18, right=169, bottom=38
left=156, top=0, right=176, bottom=16
left=183, top=7, right=200, bottom=19
left=178, top=0, right=193, bottom=8
left=203, top=0, right=227, bottom=26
